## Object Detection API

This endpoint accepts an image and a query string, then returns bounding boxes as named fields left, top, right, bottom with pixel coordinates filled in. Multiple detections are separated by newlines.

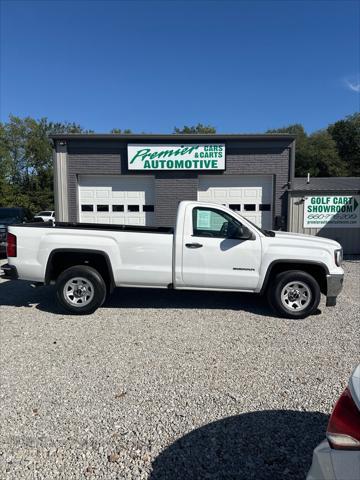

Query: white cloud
left=345, top=78, right=360, bottom=92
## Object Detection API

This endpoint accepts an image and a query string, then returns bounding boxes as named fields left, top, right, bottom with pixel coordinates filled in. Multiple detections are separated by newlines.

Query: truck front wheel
left=268, top=270, right=320, bottom=319
left=56, top=265, right=106, bottom=314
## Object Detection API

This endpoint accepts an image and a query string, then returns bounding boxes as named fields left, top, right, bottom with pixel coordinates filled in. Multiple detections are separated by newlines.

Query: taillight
left=327, top=387, right=360, bottom=450
left=6, top=232, right=17, bottom=257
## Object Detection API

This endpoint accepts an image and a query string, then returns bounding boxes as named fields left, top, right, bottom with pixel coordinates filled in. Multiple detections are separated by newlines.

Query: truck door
left=181, top=205, right=261, bottom=290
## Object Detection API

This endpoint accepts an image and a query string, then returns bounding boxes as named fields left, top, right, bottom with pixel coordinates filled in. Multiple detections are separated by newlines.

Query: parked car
left=34, top=210, right=55, bottom=224
left=0, top=207, right=35, bottom=255
left=1, top=200, right=344, bottom=316
left=307, top=364, right=360, bottom=480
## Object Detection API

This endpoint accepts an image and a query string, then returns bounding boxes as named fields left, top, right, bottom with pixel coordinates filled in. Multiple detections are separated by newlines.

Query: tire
left=56, top=265, right=106, bottom=315
left=268, top=270, right=321, bottom=319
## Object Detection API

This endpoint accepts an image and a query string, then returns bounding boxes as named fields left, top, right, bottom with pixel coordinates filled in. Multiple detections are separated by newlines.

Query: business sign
left=303, top=195, right=360, bottom=228
left=128, top=144, right=225, bottom=170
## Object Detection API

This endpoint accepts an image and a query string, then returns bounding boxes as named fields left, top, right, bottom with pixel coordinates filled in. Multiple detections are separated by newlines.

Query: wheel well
left=46, top=250, right=114, bottom=292
left=264, top=262, right=327, bottom=294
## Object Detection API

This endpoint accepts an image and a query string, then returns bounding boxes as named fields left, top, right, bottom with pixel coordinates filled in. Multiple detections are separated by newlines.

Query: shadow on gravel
left=0, top=280, right=282, bottom=318
left=150, top=410, right=327, bottom=480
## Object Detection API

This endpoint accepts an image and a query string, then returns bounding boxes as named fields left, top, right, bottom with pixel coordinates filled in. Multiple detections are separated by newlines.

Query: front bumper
left=326, top=273, right=344, bottom=306
left=1, top=263, right=18, bottom=280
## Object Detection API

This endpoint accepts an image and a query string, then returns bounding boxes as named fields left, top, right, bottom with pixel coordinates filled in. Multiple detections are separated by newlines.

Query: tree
left=304, top=130, right=346, bottom=177
left=266, top=123, right=347, bottom=176
left=174, top=123, right=216, bottom=134
left=328, top=113, right=360, bottom=176
left=110, top=128, right=132, bottom=134
left=0, top=116, right=90, bottom=211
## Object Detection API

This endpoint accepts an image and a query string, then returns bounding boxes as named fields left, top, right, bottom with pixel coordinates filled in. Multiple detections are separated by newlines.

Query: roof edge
left=49, top=133, right=296, bottom=141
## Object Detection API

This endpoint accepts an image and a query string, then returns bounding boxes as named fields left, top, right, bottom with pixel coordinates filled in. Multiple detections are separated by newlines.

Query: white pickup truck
left=1, top=201, right=344, bottom=318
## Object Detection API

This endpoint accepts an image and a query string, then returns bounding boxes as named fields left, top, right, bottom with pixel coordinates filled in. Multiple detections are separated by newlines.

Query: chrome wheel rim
left=280, top=281, right=311, bottom=312
left=63, top=277, right=94, bottom=307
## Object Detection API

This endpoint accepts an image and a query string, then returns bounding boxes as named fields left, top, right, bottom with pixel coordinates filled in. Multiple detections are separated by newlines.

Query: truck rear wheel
left=268, top=270, right=320, bottom=319
left=56, top=265, right=106, bottom=314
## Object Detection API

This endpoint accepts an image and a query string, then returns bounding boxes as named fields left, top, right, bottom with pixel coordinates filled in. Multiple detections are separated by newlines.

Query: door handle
left=185, top=242, right=203, bottom=249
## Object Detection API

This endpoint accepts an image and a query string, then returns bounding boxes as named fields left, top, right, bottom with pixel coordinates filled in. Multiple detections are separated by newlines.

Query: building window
left=244, top=204, right=256, bottom=211
left=259, top=204, right=271, bottom=211
left=128, top=205, right=139, bottom=212
left=97, top=205, right=109, bottom=212
left=112, top=205, right=124, bottom=212
left=229, top=204, right=241, bottom=211
left=143, top=205, right=154, bottom=212
left=81, top=205, right=93, bottom=212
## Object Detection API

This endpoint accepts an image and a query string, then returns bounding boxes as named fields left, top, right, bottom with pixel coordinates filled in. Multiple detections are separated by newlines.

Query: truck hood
left=272, top=231, right=342, bottom=249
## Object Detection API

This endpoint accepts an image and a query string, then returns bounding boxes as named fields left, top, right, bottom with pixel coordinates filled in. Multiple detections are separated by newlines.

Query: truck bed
left=12, top=222, right=174, bottom=234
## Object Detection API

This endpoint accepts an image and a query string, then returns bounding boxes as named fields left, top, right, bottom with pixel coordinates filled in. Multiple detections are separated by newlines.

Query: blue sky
left=0, top=0, right=359, bottom=133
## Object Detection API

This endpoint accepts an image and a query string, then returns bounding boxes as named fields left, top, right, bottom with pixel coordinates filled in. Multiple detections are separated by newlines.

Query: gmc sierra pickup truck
left=1, top=201, right=344, bottom=318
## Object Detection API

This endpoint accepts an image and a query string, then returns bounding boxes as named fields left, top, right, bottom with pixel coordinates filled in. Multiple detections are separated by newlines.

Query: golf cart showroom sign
left=128, top=144, right=225, bottom=170
left=304, top=195, right=360, bottom=228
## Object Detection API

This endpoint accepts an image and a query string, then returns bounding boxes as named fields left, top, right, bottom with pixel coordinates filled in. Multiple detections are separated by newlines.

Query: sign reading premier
left=128, top=144, right=225, bottom=170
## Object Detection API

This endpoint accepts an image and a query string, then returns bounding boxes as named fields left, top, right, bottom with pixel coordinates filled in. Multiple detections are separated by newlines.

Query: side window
left=192, top=207, right=242, bottom=238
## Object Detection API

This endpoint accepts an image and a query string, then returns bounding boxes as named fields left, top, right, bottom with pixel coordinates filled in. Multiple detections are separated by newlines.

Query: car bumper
left=1, top=263, right=18, bottom=280
left=326, top=273, right=344, bottom=306
left=307, top=439, right=360, bottom=480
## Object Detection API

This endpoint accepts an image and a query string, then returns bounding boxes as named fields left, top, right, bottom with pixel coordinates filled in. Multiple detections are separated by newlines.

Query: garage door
left=198, top=175, right=273, bottom=229
left=78, top=175, right=155, bottom=225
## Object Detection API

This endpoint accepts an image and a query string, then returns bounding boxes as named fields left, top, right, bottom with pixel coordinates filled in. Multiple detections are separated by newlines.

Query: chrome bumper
left=326, top=274, right=344, bottom=306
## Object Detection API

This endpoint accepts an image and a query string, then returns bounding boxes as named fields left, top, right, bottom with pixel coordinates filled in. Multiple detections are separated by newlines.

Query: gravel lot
left=0, top=258, right=359, bottom=480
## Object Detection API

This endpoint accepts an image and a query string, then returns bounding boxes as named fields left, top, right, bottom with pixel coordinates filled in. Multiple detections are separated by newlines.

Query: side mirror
left=239, top=226, right=254, bottom=240
left=227, top=224, right=254, bottom=240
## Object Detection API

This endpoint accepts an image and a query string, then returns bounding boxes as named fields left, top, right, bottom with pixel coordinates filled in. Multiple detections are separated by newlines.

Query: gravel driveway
left=0, top=258, right=359, bottom=480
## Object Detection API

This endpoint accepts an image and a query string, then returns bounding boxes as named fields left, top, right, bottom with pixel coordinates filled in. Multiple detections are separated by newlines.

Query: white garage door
left=198, top=175, right=273, bottom=229
left=78, top=175, right=155, bottom=225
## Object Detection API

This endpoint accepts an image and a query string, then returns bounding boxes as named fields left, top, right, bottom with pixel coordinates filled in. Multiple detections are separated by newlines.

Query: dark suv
left=0, top=207, right=35, bottom=255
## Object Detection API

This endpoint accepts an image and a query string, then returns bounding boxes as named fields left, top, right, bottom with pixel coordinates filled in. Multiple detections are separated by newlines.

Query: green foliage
left=328, top=113, right=360, bottom=176
left=0, top=116, right=91, bottom=213
left=302, top=130, right=347, bottom=177
left=174, top=123, right=216, bottom=134
left=266, top=121, right=354, bottom=177
left=110, top=128, right=132, bottom=134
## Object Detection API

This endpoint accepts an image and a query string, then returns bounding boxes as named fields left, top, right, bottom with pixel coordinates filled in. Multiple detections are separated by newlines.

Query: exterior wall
left=289, top=191, right=360, bottom=254
left=155, top=174, right=199, bottom=226
left=58, top=138, right=293, bottom=227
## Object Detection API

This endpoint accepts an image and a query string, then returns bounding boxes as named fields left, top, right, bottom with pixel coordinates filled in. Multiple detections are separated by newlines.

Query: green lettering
left=175, top=160, right=184, bottom=168
left=157, top=149, right=174, bottom=159
left=130, top=148, right=151, bottom=164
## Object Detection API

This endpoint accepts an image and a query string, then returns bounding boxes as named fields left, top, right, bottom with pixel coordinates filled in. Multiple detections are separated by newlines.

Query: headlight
left=335, top=248, right=343, bottom=266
